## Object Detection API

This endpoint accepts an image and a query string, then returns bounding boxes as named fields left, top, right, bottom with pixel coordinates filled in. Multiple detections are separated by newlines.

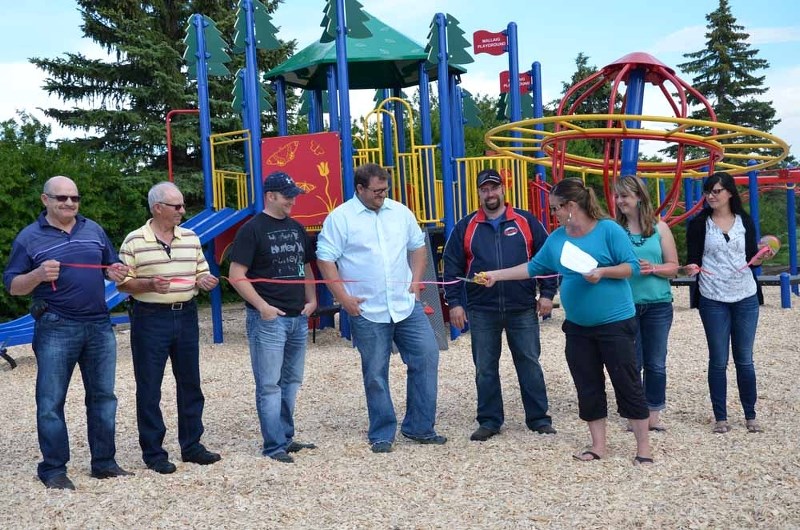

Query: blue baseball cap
left=263, top=171, right=304, bottom=198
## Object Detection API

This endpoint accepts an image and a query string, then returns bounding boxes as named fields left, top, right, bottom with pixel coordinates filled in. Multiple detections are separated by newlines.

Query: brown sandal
left=713, top=421, right=731, bottom=434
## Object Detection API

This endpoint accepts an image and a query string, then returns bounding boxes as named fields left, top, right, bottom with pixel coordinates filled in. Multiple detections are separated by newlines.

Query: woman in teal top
left=483, top=178, right=653, bottom=465
left=615, top=175, right=678, bottom=433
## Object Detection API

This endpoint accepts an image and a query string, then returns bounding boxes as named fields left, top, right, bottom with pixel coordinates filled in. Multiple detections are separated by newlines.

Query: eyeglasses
left=705, top=187, right=726, bottom=196
left=46, top=194, right=81, bottom=203
left=364, top=186, right=390, bottom=196
left=158, top=202, right=185, bottom=211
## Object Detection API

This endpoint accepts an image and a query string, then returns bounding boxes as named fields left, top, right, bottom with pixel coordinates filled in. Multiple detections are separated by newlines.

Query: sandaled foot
left=713, top=421, right=731, bottom=434
left=572, top=449, right=602, bottom=462
left=633, top=455, right=654, bottom=465
left=746, top=420, right=763, bottom=433
left=649, top=423, right=667, bottom=432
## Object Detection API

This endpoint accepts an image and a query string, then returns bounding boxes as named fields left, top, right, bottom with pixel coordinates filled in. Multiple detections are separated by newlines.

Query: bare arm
left=117, top=277, right=171, bottom=295
left=655, top=221, right=680, bottom=278
left=409, top=246, right=427, bottom=299
left=583, top=263, right=632, bottom=284
left=9, top=260, right=60, bottom=296
left=302, top=263, right=317, bottom=316
left=481, top=262, right=532, bottom=287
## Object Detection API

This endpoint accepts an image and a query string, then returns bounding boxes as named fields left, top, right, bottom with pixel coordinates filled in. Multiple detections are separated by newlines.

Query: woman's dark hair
left=703, top=172, right=746, bottom=216
left=550, top=178, right=608, bottom=221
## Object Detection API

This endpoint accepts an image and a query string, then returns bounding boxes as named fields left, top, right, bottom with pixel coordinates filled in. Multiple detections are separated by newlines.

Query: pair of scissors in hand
left=456, top=273, right=488, bottom=285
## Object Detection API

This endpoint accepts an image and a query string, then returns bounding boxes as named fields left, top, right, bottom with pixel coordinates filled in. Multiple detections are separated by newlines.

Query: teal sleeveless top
left=627, top=227, right=673, bottom=304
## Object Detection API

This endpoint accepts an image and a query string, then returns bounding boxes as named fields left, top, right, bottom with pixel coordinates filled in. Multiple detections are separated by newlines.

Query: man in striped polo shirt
left=117, top=181, right=220, bottom=475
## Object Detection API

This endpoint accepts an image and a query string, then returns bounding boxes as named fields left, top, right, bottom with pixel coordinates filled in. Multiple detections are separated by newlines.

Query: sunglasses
left=46, top=194, right=81, bottom=203
left=705, top=187, right=726, bottom=196
left=159, top=202, right=185, bottom=211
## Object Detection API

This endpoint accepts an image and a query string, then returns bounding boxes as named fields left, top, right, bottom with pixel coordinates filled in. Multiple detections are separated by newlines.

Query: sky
left=1, top=0, right=798, bottom=158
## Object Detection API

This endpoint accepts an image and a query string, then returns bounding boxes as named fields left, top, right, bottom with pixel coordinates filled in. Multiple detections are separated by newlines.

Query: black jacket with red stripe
left=443, top=205, right=557, bottom=313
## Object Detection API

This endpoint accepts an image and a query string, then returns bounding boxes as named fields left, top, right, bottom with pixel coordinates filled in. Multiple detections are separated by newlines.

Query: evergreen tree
left=679, top=0, right=777, bottom=131
left=674, top=0, right=779, bottom=161
left=30, top=0, right=294, bottom=172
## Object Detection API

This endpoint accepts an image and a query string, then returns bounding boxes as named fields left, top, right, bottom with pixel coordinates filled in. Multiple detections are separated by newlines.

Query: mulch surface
left=1, top=287, right=799, bottom=528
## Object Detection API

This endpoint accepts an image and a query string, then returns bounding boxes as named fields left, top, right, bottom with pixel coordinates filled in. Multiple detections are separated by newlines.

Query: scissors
left=455, top=274, right=488, bottom=285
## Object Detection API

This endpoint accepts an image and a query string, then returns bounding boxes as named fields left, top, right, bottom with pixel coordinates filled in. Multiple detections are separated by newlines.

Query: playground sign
left=499, top=70, right=532, bottom=94
left=261, top=131, right=343, bottom=229
left=472, top=30, right=507, bottom=56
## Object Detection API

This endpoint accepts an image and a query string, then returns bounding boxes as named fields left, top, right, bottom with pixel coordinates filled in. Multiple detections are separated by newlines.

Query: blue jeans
left=130, top=301, right=206, bottom=464
left=32, top=313, right=118, bottom=480
left=698, top=294, right=759, bottom=421
left=634, top=302, right=673, bottom=411
left=468, top=308, right=551, bottom=431
left=245, top=308, right=308, bottom=457
left=348, top=302, right=440, bottom=444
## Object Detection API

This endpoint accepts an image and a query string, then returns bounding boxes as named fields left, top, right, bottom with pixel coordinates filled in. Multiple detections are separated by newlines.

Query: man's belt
left=133, top=299, right=195, bottom=311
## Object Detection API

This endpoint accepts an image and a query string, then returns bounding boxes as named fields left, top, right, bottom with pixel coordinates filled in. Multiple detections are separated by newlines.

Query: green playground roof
left=265, top=10, right=466, bottom=90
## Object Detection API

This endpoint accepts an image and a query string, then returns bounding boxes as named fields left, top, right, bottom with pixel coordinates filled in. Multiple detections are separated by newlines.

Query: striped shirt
left=118, top=219, right=209, bottom=303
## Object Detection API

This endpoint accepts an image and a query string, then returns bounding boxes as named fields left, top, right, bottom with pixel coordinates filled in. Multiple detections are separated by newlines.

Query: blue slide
left=0, top=207, right=252, bottom=360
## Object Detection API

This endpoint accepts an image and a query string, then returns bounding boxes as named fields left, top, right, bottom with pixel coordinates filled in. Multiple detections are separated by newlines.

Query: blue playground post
left=335, top=0, right=355, bottom=199
left=787, top=183, right=798, bottom=295
left=326, top=65, right=339, bottom=132
left=531, top=61, right=547, bottom=224
left=658, top=179, right=667, bottom=217
left=192, top=14, right=214, bottom=210
left=392, top=88, right=407, bottom=155
left=308, top=91, right=320, bottom=133
left=275, top=76, right=288, bottom=137
left=506, top=23, right=520, bottom=126
left=418, top=62, right=437, bottom=218
left=418, top=63, right=432, bottom=146
left=620, top=68, right=645, bottom=177
left=313, top=89, right=324, bottom=132
left=243, top=0, right=264, bottom=210
left=435, top=13, right=455, bottom=237
left=381, top=89, right=394, bottom=173
left=747, top=160, right=762, bottom=276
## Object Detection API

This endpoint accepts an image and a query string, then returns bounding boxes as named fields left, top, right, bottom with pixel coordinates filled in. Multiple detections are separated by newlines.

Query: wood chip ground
left=1, top=287, right=799, bottom=528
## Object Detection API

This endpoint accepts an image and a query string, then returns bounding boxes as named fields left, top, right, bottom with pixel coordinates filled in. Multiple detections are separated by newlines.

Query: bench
left=671, top=273, right=800, bottom=308
left=310, top=304, right=341, bottom=343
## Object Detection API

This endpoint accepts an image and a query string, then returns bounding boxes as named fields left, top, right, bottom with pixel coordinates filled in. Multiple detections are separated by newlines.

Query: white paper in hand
left=560, top=241, right=598, bottom=274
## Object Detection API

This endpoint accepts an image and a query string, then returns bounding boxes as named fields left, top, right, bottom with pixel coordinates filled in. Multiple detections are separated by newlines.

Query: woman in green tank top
left=615, top=175, right=679, bottom=432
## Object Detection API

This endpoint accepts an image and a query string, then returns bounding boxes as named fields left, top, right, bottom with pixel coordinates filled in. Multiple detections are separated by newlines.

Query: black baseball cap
left=263, top=171, right=304, bottom=198
left=476, top=168, right=502, bottom=188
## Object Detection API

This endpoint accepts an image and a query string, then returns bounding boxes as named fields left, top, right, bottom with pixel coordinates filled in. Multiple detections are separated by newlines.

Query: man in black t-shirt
left=228, top=171, right=318, bottom=464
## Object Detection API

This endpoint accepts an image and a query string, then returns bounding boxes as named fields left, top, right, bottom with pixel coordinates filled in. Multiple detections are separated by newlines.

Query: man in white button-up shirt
left=317, top=164, right=446, bottom=453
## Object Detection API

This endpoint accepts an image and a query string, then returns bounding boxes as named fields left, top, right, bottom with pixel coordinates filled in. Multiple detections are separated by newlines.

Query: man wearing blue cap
left=228, top=171, right=318, bottom=464
left=443, top=168, right=557, bottom=441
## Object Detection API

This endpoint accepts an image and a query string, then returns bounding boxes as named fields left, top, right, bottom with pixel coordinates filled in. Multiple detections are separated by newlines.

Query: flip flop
left=746, top=421, right=763, bottom=433
left=649, top=424, right=667, bottom=432
left=713, top=422, right=732, bottom=434
left=634, top=455, right=654, bottom=465
left=572, top=450, right=601, bottom=462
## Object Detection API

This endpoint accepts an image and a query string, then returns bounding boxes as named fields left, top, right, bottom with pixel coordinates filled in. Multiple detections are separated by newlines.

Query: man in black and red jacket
left=443, top=168, right=557, bottom=441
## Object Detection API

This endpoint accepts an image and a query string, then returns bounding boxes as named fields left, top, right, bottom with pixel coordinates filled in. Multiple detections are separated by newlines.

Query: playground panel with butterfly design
left=262, top=131, right=343, bottom=231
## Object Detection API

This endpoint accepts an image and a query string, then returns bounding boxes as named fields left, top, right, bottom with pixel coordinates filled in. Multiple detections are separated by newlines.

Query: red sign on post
left=499, top=70, right=532, bottom=94
left=473, top=30, right=507, bottom=56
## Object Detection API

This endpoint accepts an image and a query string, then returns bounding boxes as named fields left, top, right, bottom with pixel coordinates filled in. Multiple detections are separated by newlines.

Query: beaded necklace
left=625, top=228, right=648, bottom=247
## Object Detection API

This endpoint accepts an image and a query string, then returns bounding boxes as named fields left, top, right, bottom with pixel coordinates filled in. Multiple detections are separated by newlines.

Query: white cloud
left=649, top=26, right=706, bottom=55
left=748, top=26, right=800, bottom=45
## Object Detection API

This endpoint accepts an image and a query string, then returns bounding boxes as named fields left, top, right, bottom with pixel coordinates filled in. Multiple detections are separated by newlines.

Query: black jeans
left=130, top=300, right=206, bottom=464
left=562, top=317, right=648, bottom=422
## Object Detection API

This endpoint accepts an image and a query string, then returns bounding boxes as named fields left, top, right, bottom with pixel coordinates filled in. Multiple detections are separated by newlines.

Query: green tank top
left=627, top=228, right=673, bottom=304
